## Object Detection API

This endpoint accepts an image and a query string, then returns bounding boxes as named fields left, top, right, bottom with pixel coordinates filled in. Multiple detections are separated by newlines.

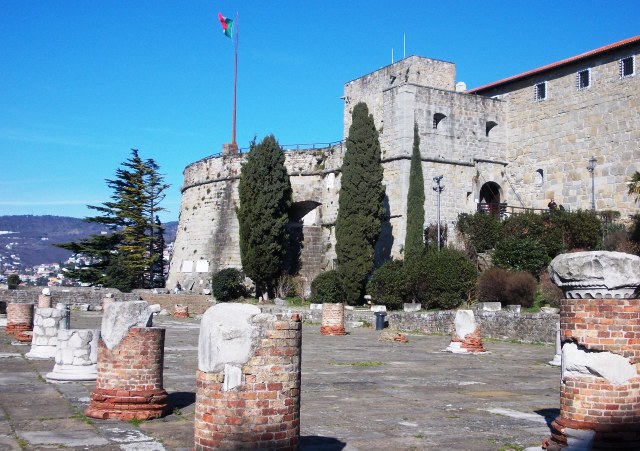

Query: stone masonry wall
left=476, top=42, right=640, bottom=213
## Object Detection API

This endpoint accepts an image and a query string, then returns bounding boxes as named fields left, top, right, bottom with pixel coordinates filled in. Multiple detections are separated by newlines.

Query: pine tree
left=56, top=149, right=170, bottom=290
left=335, top=102, right=385, bottom=305
left=237, top=135, right=293, bottom=299
left=404, top=121, right=425, bottom=261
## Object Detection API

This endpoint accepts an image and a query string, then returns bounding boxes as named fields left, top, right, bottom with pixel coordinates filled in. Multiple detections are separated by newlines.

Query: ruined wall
left=475, top=42, right=640, bottom=214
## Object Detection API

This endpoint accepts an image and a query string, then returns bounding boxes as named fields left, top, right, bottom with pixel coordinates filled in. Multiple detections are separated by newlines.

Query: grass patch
left=127, top=417, right=144, bottom=427
left=72, top=410, right=93, bottom=425
left=497, top=444, right=524, bottom=451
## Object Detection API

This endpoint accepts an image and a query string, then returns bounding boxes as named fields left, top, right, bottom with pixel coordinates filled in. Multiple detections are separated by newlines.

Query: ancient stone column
left=102, top=293, right=115, bottom=314
left=6, top=303, right=34, bottom=342
left=46, top=329, right=100, bottom=382
left=320, top=302, right=346, bottom=336
left=25, top=306, right=70, bottom=359
left=543, top=251, right=640, bottom=450
left=195, top=303, right=302, bottom=450
left=38, top=288, right=52, bottom=308
left=85, top=301, right=167, bottom=421
left=445, top=309, right=487, bottom=353
left=548, top=321, right=561, bottom=366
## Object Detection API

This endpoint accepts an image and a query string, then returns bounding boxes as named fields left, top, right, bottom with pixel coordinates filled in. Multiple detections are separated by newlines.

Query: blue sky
left=1, top=1, right=638, bottom=222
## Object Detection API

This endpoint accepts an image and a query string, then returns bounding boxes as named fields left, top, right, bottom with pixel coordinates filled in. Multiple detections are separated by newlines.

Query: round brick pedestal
left=174, top=304, right=189, bottom=318
left=6, top=303, right=34, bottom=341
left=195, top=307, right=302, bottom=450
left=320, top=303, right=346, bottom=336
left=544, top=298, right=640, bottom=450
left=85, top=327, right=167, bottom=420
left=37, top=294, right=52, bottom=308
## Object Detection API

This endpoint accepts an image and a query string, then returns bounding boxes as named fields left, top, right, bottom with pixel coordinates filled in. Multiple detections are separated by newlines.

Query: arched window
left=433, top=113, right=446, bottom=129
left=486, top=121, right=498, bottom=137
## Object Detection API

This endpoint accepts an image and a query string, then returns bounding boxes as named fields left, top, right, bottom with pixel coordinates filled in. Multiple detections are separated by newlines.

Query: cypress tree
left=404, top=121, right=425, bottom=261
left=335, top=102, right=385, bottom=305
left=237, top=134, right=293, bottom=299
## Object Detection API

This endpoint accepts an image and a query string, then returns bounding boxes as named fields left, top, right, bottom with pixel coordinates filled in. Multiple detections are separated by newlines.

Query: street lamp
left=433, top=175, right=444, bottom=250
left=587, top=156, right=597, bottom=210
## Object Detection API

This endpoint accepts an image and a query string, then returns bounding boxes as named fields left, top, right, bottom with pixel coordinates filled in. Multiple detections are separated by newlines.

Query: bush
left=503, top=271, right=537, bottom=308
left=456, top=213, right=502, bottom=253
left=562, top=209, right=602, bottom=250
left=408, top=249, right=477, bottom=310
left=492, top=236, right=551, bottom=276
left=310, top=270, right=346, bottom=304
left=7, top=274, right=21, bottom=290
left=538, top=272, right=563, bottom=309
left=367, top=260, right=407, bottom=310
left=476, top=267, right=510, bottom=304
left=477, top=267, right=537, bottom=308
left=211, top=268, right=244, bottom=302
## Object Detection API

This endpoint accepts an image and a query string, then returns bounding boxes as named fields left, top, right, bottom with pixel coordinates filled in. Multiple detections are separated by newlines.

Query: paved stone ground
left=0, top=311, right=559, bottom=450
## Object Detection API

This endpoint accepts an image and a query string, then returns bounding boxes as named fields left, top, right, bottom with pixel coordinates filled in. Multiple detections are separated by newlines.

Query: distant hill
left=0, top=215, right=177, bottom=269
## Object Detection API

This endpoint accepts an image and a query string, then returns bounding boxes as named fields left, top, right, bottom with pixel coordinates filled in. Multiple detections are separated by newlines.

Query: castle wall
left=167, top=145, right=344, bottom=295
left=474, top=42, right=640, bottom=215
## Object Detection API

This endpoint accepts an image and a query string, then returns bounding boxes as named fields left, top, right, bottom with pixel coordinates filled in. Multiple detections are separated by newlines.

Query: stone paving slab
left=0, top=310, right=560, bottom=450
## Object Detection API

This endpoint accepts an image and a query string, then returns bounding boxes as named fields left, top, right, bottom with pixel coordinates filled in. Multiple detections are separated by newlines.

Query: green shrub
left=211, top=268, right=244, bottom=302
left=310, top=270, right=346, bottom=304
left=492, top=236, right=550, bottom=276
left=367, top=260, right=407, bottom=310
left=408, top=249, right=477, bottom=310
left=562, top=209, right=602, bottom=250
left=456, top=213, right=502, bottom=253
left=7, top=274, right=21, bottom=290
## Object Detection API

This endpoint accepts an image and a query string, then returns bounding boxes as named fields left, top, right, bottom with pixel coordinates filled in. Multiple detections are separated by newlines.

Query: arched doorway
left=479, top=182, right=503, bottom=217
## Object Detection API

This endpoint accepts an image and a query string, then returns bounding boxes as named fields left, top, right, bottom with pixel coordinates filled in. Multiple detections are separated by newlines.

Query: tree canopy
left=56, top=149, right=169, bottom=291
left=404, top=121, right=425, bottom=261
left=237, top=135, right=293, bottom=299
left=335, top=102, right=385, bottom=304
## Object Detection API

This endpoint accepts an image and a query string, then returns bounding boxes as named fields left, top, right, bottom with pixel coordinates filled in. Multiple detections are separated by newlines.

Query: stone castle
left=167, top=36, right=640, bottom=295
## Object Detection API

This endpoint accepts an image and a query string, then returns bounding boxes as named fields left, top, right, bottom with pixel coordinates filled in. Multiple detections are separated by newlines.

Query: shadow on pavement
left=166, top=391, right=196, bottom=410
left=300, top=435, right=347, bottom=450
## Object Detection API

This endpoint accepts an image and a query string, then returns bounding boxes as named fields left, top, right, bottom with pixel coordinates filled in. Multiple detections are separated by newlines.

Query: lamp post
left=587, top=156, right=597, bottom=210
left=433, top=176, right=444, bottom=250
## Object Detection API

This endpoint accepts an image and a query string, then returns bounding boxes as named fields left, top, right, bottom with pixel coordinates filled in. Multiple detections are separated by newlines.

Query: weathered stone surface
left=100, top=300, right=153, bottom=350
left=549, top=251, right=640, bottom=298
left=562, top=342, right=637, bottom=385
left=198, top=303, right=264, bottom=372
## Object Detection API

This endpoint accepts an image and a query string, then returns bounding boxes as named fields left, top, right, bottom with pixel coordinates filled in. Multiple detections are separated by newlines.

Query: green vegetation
left=404, top=121, right=425, bottom=261
left=335, top=102, right=385, bottom=305
left=367, top=260, right=407, bottom=310
left=211, top=268, right=245, bottom=302
left=477, top=267, right=537, bottom=308
left=309, top=270, right=346, bottom=304
left=56, top=149, right=169, bottom=291
left=7, top=274, right=21, bottom=289
left=237, top=135, right=293, bottom=300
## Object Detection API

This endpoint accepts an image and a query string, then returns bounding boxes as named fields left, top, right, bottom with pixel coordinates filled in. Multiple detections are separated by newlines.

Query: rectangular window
left=534, top=82, right=547, bottom=101
left=620, top=56, right=635, bottom=78
left=577, top=69, right=590, bottom=90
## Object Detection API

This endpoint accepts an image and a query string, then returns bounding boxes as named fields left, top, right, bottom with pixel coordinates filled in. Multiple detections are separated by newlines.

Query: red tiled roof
left=468, top=35, right=640, bottom=94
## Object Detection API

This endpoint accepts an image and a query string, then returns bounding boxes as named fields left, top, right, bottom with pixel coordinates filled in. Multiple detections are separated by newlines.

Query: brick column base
left=194, top=313, right=301, bottom=450
left=320, top=303, right=346, bottom=336
left=85, top=327, right=167, bottom=421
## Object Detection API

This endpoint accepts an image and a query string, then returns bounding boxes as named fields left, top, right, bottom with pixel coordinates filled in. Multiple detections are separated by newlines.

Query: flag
left=218, top=12, right=233, bottom=39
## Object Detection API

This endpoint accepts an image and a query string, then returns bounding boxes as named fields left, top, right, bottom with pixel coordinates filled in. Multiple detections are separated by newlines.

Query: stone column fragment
left=195, top=303, right=301, bottom=450
left=543, top=251, right=640, bottom=450
left=46, top=329, right=100, bottom=382
left=320, top=302, right=346, bottom=336
left=5, top=303, right=34, bottom=341
left=26, top=307, right=70, bottom=359
left=85, top=301, right=167, bottom=421
left=445, top=309, right=487, bottom=353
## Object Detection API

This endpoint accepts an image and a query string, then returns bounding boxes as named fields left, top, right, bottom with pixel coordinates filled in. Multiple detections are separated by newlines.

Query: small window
left=620, top=56, right=635, bottom=78
left=577, top=69, right=590, bottom=90
left=486, top=121, right=498, bottom=137
left=534, top=82, right=547, bottom=101
left=433, top=113, right=446, bottom=129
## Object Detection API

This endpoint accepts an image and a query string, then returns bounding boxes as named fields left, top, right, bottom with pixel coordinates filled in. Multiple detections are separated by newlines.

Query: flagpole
left=232, top=12, right=238, bottom=147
